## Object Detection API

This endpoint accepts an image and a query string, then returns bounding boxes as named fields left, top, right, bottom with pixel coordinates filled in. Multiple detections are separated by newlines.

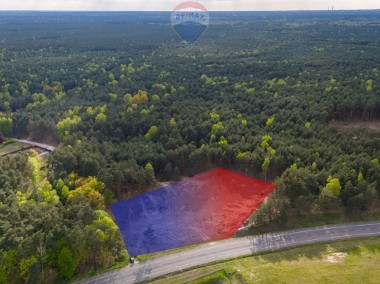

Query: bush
left=2, top=138, right=14, bottom=145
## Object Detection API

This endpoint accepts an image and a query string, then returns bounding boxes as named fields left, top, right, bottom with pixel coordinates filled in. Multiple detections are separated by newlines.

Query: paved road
left=77, top=221, right=380, bottom=284
left=14, top=139, right=56, bottom=152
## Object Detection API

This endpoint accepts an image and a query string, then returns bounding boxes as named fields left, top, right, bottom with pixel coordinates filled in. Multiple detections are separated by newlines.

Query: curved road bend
left=77, top=221, right=380, bottom=284
left=14, top=139, right=56, bottom=152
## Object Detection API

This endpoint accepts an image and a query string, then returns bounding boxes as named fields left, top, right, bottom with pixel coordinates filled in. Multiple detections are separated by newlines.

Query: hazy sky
left=0, top=0, right=379, bottom=11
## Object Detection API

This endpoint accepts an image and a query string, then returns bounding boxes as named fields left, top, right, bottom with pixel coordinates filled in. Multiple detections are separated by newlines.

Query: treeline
left=1, top=11, right=379, bottom=205
left=0, top=11, right=380, bottom=283
left=0, top=154, right=125, bottom=283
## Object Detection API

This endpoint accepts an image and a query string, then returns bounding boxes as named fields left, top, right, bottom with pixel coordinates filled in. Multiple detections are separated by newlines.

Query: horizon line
left=0, top=8, right=380, bottom=13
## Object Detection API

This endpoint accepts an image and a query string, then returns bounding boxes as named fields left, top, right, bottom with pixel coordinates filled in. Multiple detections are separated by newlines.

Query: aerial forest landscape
left=0, top=4, right=380, bottom=284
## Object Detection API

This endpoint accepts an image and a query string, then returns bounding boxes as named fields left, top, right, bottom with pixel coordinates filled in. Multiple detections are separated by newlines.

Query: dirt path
left=330, top=120, right=380, bottom=132
left=14, top=139, right=56, bottom=151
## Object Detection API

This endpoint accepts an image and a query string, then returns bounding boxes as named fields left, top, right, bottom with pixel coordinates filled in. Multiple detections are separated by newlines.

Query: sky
left=0, top=0, right=379, bottom=11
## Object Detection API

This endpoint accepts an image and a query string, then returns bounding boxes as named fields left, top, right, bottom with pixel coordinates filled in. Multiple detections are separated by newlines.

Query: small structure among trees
left=0, top=133, right=5, bottom=144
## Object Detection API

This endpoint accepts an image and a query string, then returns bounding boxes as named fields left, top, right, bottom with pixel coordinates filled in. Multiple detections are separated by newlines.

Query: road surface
left=14, top=139, right=56, bottom=152
left=77, top=221, right=380, bottom=284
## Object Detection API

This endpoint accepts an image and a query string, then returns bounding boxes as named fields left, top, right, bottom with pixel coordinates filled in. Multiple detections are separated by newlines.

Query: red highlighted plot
left=112, top=168, right=276, bottom=256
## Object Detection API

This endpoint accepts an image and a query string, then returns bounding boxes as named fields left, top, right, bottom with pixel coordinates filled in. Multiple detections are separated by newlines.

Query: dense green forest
left=0, top=11, right=380, bottom=282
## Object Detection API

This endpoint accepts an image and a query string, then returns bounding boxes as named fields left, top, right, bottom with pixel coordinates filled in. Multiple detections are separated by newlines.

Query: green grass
left=0, top=141, right=28, bottom=155
left=150, top=237, right=380, bottom=284
left=72, top=199, right=380, bottom=283
left=188, top=269, right=246, bottom=284
left=39, top=153, right=49, bottom=168
left=74, top=208, right=380, bottom=283
left=189, top=269, right=231, bottom=284
left=136, top=243, right=202, bottom=262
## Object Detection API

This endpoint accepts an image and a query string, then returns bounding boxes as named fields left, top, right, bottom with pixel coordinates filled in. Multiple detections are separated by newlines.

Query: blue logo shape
left=171, top=1, right=209, bottom=44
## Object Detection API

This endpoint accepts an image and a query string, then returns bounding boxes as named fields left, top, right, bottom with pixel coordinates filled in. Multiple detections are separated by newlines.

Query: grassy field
left=187, top=269, right=248, bottom=284
left=150, top=237, right=380, bottom=284
left=70, top=202, right=380, bottom=283
left=0, top=141, right=28, bottom=156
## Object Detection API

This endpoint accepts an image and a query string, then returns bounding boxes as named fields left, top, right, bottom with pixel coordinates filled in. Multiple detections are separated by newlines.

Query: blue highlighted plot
left=111, top=168, right=275, bottom=256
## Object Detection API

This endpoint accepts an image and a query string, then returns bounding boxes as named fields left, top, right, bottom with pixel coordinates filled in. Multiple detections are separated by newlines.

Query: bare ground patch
left=330, top=120, right=380, bottom=132
left=324, top=252, right=348, bottom=263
